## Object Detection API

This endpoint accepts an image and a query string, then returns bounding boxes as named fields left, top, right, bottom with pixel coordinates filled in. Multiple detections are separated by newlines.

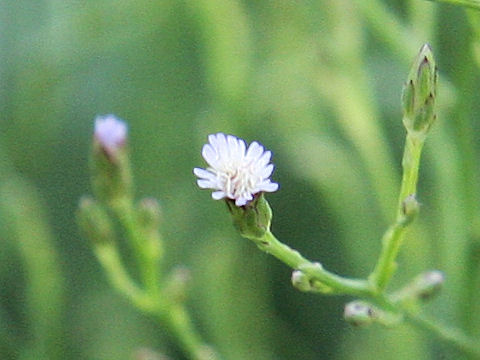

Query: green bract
left=402, top=44, right=438, bottom=137
left=226, top=193, right=273, bottom=241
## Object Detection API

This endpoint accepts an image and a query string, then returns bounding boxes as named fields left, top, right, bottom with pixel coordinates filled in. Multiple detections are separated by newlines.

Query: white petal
left=212, top=191, right=226, bottom=200
left=216, top=133, right=228, bottom=157
left=202, top=144, right=220, bottom=169
left=227, top=135, right=238, bottom=156
left=260, top=164, right=274, bottom=179
left=235, top=197, right=247, bottom=206
left=246, top=141, right=264, bottom=161
left=208, top=133, right=220, bottom=150
left=193, top=167, right=216, bottom=180
left=260, top=182, right=279, bottom=192
left=197, top=179, right=215, bottom=189
left=238, top=138, right=246, bottom=157
left=257, top=150, right=272, bottom=168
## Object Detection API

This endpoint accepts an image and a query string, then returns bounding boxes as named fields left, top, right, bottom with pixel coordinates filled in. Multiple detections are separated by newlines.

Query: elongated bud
left=77, top=196, right=114, bottom=245
left=394, top=270, right=445, bottom=304
left=402, top=44, right=438, bottom=138
left=226, top=193, right=272, bottom=240
left=91, top=115, right=132, bottom=205
left=344, top=301, right=402, bottom=327
left=415, top=270, right=445, bottom=300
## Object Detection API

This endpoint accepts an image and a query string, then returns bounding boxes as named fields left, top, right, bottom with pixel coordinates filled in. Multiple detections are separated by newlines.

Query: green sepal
left=226, top=193, right=272, bottom=240
left=402, top=44, right=438, bottom=137
left=90, top=139, right=133, bottom=206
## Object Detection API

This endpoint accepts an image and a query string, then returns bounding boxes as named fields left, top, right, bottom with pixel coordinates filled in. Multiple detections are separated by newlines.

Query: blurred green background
left=2, top=0, right=480, bottom=359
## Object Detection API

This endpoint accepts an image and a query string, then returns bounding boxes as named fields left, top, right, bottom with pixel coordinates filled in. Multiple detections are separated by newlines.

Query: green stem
left=95, top=243, right=219, bottom=359
left=405, top=311, right=480, bottom=357
left=248, top=229, right=480, bottom=357
left=397, top=135, right=424, bottom=218
left=93, top=243, right=156, bottom=312
left=111, top=198, right=161, bottom=296
left=258, top=231, right=372, bottom=297
left=158, top=305, right=219, bottom=360
left=370, top=133, right=424, bottom=290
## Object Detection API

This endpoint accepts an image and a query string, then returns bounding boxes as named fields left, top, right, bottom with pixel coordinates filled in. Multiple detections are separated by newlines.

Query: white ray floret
left=94, top=114, right=127, bottom=152
left=194, top=133, right=279, bottom=206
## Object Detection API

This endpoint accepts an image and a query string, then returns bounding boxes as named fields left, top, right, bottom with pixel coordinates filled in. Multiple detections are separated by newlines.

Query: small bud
left=291, top=270, right=334, bottom=293
left=292, top=270, right=312, bottom=292
left=76, top=196, right=114, bottom=245
left=416, top=271, right=445, bottom=299
left=136, top=198, right=163, bottom=261
left=91, top=115, right=132, bottom=205
left=344, top=301, right=402, bottom=327
left=394, top=270, right=445, bottom=304
left=137, top=198, right=162, bottom=232
left=344, top=301, right=375, bottom=326
left=401, top=194, right=420, bottom=225
left=402, top=44, right=438, bottom=137
left=162, top=266, right=191, bottom=303
left=226, top=193, right=272, bottom=240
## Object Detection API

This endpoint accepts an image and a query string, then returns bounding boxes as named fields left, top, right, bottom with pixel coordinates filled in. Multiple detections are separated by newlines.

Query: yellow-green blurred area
left=1, top=0, right=480, bottom=359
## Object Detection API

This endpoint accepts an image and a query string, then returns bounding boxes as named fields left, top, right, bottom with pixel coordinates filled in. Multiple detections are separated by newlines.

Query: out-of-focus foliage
left=1, top=0, right=480, bottom=359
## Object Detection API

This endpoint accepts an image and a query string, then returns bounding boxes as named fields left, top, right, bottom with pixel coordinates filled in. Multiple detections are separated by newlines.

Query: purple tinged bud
left=94, top=114, right=128, bottom=154
left=91, top=115, right=132, bottom=205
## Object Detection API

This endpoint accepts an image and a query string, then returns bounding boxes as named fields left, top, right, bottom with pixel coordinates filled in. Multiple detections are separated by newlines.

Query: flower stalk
left=79, top=115, right=219, bottom=360
left=193, top=45, right=480, bottom=357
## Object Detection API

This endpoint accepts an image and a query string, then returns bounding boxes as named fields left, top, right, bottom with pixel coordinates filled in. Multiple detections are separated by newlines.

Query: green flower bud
left=401, top=194, right=420, bottom=225
left=91, top=115, right=132, bottom=206
left=291, top=270, right=312, bottom=292
left=76, top=196, right=114, bottom=245
left=402, top=44, right=438, bottom=137
left=344, top=301, right=375, bottom=326
left=162, top=266, right=190, bottom=303
left=344, top=301, right=402, bottom=327
left=226, top=193, right=272, bottom=240
left=394, top=270, right=445, bottom=304
left=136, top=198, right=163, bottom=261
left=137, top=198, right=162, bottom=231
left=415, top=270, right=445, bottom=300
left=291, top=270, right=334, bottom=293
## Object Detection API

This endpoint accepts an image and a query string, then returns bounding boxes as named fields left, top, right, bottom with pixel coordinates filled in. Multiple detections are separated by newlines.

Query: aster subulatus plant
left=191, top=45, right=480, bottom=358
left=77, top=45, right=480, bottom=360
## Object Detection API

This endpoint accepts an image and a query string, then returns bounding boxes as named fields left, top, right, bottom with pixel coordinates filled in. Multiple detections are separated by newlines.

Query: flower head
left=194, top=133, right=279, bottom=206
left=94, top=114, right=128, bottom=153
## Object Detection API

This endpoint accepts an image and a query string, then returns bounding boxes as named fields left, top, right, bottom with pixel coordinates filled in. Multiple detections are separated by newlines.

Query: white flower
left=94, top=114, right=127, bottom=152
left=194, top=133, right=279, bottom=206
